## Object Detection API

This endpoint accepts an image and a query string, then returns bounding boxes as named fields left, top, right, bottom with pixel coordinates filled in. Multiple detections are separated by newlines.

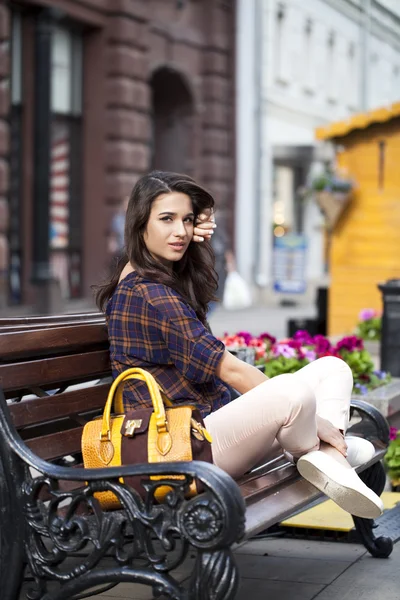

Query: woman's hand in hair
left=193, top=209, right=216, bottom=242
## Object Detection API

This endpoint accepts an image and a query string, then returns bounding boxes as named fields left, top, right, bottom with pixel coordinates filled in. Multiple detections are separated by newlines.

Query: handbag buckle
left=124, top=419, right=143, bottom=437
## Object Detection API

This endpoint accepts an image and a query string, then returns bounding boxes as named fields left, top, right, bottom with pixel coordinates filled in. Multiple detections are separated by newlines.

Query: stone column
left=201, top=0, right=236, bottom=248
left=105, top=2, right=151, bottom=231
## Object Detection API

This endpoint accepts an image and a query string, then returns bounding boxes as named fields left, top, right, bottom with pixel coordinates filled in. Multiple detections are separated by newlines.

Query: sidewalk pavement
left=90, top=536, right=399, bottom=600
left=208, top=302, right=317, bottom=339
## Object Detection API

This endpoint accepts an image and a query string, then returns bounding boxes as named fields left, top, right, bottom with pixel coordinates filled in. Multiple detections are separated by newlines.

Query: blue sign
left=273, top=233, right=307, bottom=294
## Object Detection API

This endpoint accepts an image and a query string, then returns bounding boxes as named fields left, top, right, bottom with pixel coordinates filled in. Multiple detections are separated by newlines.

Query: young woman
left=95, top=170, right=383, bottom=519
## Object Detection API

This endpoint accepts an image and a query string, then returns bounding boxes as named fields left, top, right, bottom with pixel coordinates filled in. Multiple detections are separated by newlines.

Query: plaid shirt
left=106, top=271, right=230, bottom=417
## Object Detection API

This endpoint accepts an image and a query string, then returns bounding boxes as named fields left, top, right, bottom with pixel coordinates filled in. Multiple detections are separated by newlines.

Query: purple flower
left=354, top=383, right=368, bottom=395
left=359, top=308, right=378, bottom=322
left=390, top=427, right=398, bottom=441
left=293, top=330, right=313, bottom=344
left=287, top=339, right=303, bottom=350
left=373, top=370, right=387, bottom=380
left=259, top=332, right=277, bottom=345
left=312, top=335, right=332, bottom=354
left=274, top=344, right=296, bottom=358
left=335, top=335, right=364, bottom=353
left=236, top=331, right=253, bottom=346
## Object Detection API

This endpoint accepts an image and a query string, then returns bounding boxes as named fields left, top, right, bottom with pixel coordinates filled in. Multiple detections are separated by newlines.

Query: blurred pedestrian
left=109, top=196, right=129, bottom=259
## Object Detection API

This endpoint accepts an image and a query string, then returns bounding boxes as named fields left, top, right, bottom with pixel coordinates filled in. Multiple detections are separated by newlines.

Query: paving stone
left=236, top=578, right=324, bottom=600
left=235, top=537, right=366, bottom=562
left=234, top=553, right=351, bottom=585
left=313, top=543, right=400, bottom=599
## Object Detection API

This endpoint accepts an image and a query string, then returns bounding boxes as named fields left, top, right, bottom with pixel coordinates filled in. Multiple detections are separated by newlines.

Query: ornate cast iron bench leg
left=349, top=399, right=394, bottom=558
left=181, top=493, right=242, bottom=600
left=352, top=462, right=393, bottom=558
left=0, top=434, right=25, bottom=600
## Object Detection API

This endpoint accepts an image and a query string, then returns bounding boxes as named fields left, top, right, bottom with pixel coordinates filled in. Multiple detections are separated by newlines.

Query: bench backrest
left=0, top=314, right=111, bottom=462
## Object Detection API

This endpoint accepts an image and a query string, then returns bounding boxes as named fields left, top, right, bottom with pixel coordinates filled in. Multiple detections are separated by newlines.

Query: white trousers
left=204, top=356, right=353, bottom=479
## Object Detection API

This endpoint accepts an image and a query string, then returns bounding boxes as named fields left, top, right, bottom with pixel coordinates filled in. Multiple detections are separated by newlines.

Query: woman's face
left=144, top=192, right=195, bottom=267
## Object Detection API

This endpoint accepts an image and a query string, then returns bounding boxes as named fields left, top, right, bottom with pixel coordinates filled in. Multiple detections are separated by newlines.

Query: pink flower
left=319, top=350, right=341, bottom=359
left=304, top=349, right=317, bottom=362
left=313, top=335, right=332, bottom=354
left=359, top=308, right=379, bottom=322
left=259, top=332, right=277, bottom=346
left=390, top=427, right=398, bottom=441
left=293, top=330, right=313, bottom=344
left=236, top=331, right=253, bottom=346
left=287, top=339, right=303, bottom=350
left=274, top=344, right=296, bottom=358
left=221, top=334, right=247, bottom=348
left=335, top=336, right=364, bottom=353
left=249, top=338, right=267, bottom=360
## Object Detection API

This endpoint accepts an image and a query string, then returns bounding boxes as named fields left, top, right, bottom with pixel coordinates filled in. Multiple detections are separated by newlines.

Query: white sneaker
left=345, top=436, right=375, bottom=468
left=297, top=450, right=383, bottom=518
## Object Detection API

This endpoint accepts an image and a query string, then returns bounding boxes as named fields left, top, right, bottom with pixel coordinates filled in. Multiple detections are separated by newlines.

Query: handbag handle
left=100, top=368, right=169, bottom=443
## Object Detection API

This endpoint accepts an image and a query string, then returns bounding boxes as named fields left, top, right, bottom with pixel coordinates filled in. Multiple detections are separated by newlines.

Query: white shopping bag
left=222, top=271, right=252, bottom=310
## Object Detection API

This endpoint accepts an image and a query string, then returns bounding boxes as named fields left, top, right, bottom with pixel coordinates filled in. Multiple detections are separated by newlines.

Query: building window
left=326, top=31, right=337, bottom=104
left=303, top=18, right=316, bottom=95
left=346, top=42, right=358, bottom=111
left=274, top=3, right=289, bottom=85
left=9, top=11, right=23, bottom=304
left=368, top=52, right=380, bottom=109
left=392, top=65, right=400, bottom=103
left=50, top=25, right=83, bottom=299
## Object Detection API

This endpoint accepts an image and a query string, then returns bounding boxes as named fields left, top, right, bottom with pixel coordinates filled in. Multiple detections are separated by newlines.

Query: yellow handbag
left=81, top=367, right=213, bottom=510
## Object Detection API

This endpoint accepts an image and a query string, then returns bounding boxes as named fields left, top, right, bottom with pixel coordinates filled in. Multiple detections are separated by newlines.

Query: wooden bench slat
left=0, top=319, right=105, bottom=334
left=0, top=323, right=109, bottom=360
left=0, top=312, right=102, bottom=327
left=26, top=427, right=84, bottom=460
left=0, top=350, right=111, bottom=392
left=240, top=464, right=297, bottom=503
left=9, top=383, right=110, bottom=428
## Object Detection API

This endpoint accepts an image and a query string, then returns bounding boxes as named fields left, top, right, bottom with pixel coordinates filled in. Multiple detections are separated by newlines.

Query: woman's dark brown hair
left=94, top=171, right=218, bottom=323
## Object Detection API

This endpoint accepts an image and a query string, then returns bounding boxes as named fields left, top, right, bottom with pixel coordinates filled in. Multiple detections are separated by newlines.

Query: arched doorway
left=150, top=67, right=195, bottom=176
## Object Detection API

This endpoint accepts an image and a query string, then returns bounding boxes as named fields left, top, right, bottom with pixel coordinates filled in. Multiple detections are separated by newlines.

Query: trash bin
left=378, top=279, right=400, bottom=377
left=287, top=318, right=318, bottom=338
left=286, top=287, right=328, bottom=338
left=316, top=286, right=328, bottom=336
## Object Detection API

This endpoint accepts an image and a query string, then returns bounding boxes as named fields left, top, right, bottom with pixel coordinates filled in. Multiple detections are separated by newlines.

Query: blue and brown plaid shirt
left=106, top=271, right=230, bottom=417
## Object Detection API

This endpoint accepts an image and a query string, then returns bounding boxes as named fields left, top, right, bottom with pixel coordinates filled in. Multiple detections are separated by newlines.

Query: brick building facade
left=0, top=0, right=236, bottom=309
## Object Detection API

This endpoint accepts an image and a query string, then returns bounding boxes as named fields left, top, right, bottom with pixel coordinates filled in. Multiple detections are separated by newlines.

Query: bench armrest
left=0, top=388, right=245, bottom=552
left=349, top=398, right=390, bottom=446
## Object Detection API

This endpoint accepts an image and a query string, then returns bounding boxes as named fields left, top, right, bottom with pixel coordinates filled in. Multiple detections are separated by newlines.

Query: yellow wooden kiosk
left=316, top=103, right=400, bottom=336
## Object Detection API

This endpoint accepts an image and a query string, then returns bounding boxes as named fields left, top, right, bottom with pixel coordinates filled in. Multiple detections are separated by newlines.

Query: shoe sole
left=297, top=452, right=383, bottom=519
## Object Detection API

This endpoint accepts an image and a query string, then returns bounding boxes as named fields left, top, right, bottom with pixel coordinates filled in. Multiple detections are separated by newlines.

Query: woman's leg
left=204, top=373, right=319, bottom=479
left=293, top=356, right=353, bottom=432
left=255, top=357, right=354, bottom=467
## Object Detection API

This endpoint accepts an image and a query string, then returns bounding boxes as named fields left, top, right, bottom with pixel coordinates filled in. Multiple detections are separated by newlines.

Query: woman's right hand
left=316, top=415, right=348, bottom=457
left=193, top=209, right=216, bottom=242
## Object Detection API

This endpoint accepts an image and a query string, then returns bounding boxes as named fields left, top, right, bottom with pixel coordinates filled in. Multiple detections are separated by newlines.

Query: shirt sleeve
left=153, top=292, right=225, bottom=384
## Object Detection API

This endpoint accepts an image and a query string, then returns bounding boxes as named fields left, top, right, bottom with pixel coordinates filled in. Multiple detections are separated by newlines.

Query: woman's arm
left=215, top=349, right=269, bottom=394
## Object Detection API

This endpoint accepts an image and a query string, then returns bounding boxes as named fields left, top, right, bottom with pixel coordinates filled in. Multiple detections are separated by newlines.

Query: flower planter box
left=352, top=377, right=400, bottom=422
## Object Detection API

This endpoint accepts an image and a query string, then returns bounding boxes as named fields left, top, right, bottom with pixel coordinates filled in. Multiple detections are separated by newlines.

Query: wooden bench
left=0, top=314, right=394, bottom=600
